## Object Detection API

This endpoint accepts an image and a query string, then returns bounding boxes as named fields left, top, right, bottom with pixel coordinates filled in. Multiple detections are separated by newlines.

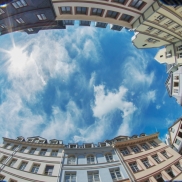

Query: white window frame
left=120, top=148, right=130, bottom=156
left=65, top=173, right=76, bottom=182
left=141, top=143, right=149, bottom=150
left=152, top=155, right=161, bottom=163
left=88, top=171, right=100, bottom=182
left=19, top=162, right=28, bottom=171
left=31, top=164, right=40, bottom=174
left=68, top=156, right=76, bottom=165
left=20, top=147, right=26, bottom=153
left=40, top=149, right=47, bottom=156
left=37, top=14, right=47, bottom=21
left=51, top=150, right=58, bottom=157
left=105, top=153, right=113, bottom=162
left=131, top=146, right=140, bottom=153
left=29, top=148, right=36, bottom=154
left=9, top=159, right=17, bottom=167
left=129, top=162, right=140, bottom=173
left=142, top=159, right=151, bottom=168
left=110, top=169, right=122, bottom=180
left=87, top=155, right=95, bottom=164
left=45, top=165, right=54, bottom=176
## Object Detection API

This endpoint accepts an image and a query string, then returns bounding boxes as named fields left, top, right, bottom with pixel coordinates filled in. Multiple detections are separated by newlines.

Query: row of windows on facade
left=59, top=6, right=135, bottom=22
left=0, top=155, right=123, bottom=182
left=120, top=140, right=158, bottom=155
left=0, top=156, right=54, bottom=176
left=0, top=0, right=146, bottom=14
left=128, top=150, right=176, bottom=172
left=145, top=14, right=182, bottom=40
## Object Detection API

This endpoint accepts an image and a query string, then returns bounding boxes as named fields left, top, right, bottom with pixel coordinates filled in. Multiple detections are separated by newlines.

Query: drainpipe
left=57, top=149, right=65, bottom=182
left=114, top=147, right=135, bottom=182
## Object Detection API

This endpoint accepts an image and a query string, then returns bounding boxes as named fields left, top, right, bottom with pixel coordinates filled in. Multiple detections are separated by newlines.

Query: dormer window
left=39, top=140, right=44, bottom=144
left=34, top=139, right=39, bottom=143
left=70, top=145, right=77, bottom=148
left=85, top=144, right=92, bottom=148
left=37, top=14, right=46, bottom=21
left=27, top=139, right=33, bottom=142
left=50, top=140, right=58, bottom=144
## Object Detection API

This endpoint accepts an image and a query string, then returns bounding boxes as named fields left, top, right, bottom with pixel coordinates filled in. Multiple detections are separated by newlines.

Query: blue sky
left=0, top=22, right=181, bottom=144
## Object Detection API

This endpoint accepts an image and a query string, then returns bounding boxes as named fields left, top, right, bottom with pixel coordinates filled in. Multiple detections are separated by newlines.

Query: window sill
left=133, top=169, right=144, bottom=173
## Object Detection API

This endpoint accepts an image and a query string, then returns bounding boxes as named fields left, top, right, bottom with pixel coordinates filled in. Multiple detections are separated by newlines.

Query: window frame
left=31, top=163, right=40, bottom=174
left=65, top=172, right=76, bottom=182
left=19, top=161, right=28, bottom=171
left=129, top=162, right=140, bottom=173
left=91, top=8, right=104, bottom=16
left=68, top=155, right=76, bottom=165
left=129, top=0, right=146, bottom=10
left=105, top=153, right=113, bottom=162
left=120, top=14, right=134, bottom=23
left=106, top=10, right=119, bottom=19
left=141, top=158, right=151, bottom=168
left=76, top=7, right=88, bottom=15
left=112, top=0, right=128, bottom=5
left=60, top=6, right=72, bottom=14
left=37, top=14, right=47, bottom=21
left=110, top=168, right=122, bottom=181
left=44, top=165, right=54, bottom=176
left=29, top=148, right=36, bottom=155
left=152, top=155, right=161, bottom=163
left=87, top=171, right=100, bottom=182
left=39, top=149, right=47, bottom=156
left=131, top=145, right=141, bottom=153
left=120, top=148, right=130, bottom=156
left=12, top=0, right=27, bottom=9
left=87, top=155, right=95, bottom=164
left=9, top=159, right=17, bottom=167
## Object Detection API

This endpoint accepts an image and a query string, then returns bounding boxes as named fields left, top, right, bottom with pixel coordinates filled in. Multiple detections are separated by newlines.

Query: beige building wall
left=51, top=0, right=155, bottom=29
left=132, top=1, right=182, bottom=49
left=113, top=133, right=182, bottom=182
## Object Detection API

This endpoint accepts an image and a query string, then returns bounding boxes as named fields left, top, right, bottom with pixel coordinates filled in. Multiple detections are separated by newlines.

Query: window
left=120, top=14, right=133, bottom=22
left=174, top=82, right=179, bottom=87
left=120, top=148, right=130, bottom=156
left=80, top=21, right=91, bottom=26
left=29, top=148, right=36, bottom=154
left=161, top=151, right=169, bottom=159
left=20, top=147, right=26, bottom=153
left=111, top=25, right=123, bottom=31
left=173, top=25, right=180, bottom=30
left=175, top=162, right=182, bottom=171
left=149, top=141, right=158, bottom=147
left=63, top=20, right=74, bottom=26
left=88, top=171, right=100, bottom=182
left=142, top=158, right=151, bottom=168
left=34, top=139, right=39, bottom=143
left=31, top=164, right=40, bottom=174
left=155, top=15, right=164, bottom=21
left=105, top=153, right=113, bottom=162
left=174, top=89, right=178, bottom=93
left=177, top=45, right=182, bottom=51
left=155, top=30, right=162, bottom=35
left=131, top=146, right=140, bottom=153
left=70, top=145, right=77, bottom=148
left=113, top=0, right=126, bottom=4
left=175, top=139, right=181, bottom=145
left=65, top=173, right=76, bottom=182
left=165, top=168, right=175, bottom=178
left=19, top=162, right=27, bottom=171
left=87, top=155, right=95, bottom=164
left=178, top=53, right=182, bottom=58
left=51, top=150, right=58, bottom=157
left=16, top=18, right=25, bottom=24
left=12, top=0, right=27, bottom=8
left=110, top=169, right=122, bottom=180
left=76, top=7, right=87, bottom=14
left=129, top=162, right=140, bottom=173
left=155, top=174, right=164, bottom=182
left=40, top=149, right=47, bottom=156
left=95, top=22, right=107, bottom=28
left=147, top=26, right=154, bottom=31
left=68, top=155, right=76, bottom=165
left=0, top=8, right=5, bottom=15
left=147, top=38, right=159, bottom=43
left=45, top=165, right=54, bottom=176
left=37, top=14, right=46, bottom=21
left=60, top=6, right=71, bottom=14
left=91, top=8, right=103, bottom=16
left=106, top=10, right=119, bottom=19
left=152, top=155, right=161, bottom=163
left=165, top=20, right=173, bottom=26
left=0, top=156, right=8, bottom=164
left=141, top=143, right=150, bottom=150
left=130, top=0, right=145, bottom=10
left=0, top=174, right=5, bottom=180
left=9, top=159, right=17, bottom=167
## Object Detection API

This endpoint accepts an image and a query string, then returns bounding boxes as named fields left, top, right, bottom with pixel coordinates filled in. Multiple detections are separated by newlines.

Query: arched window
left=105, top=153, right=113, bottom=162
left=68, top=155, right=76, bottom=165
left=87, top=155, right=95, bottom=164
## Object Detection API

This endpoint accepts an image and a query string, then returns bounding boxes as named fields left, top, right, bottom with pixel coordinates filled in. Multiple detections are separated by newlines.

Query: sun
left=8, top=46, right=28, bottom=71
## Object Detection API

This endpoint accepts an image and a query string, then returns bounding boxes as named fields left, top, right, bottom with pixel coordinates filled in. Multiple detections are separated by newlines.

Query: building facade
left=0, top=0, right=65, bottom=36
left=0, top=136, right=130, bottom=182
left=0, top=133, right=182, bottom=182
left=109, top=133, right=182, bottom=182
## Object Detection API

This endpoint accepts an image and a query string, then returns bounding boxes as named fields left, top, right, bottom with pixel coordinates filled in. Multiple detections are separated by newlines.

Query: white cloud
left=156, top=105, right=161, bottom=109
